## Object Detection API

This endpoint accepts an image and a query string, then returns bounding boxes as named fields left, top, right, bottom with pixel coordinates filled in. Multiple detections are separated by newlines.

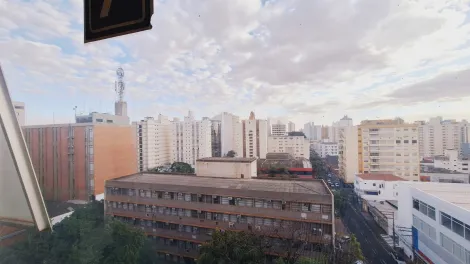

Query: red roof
left=288, top=168, right=313, bottom=172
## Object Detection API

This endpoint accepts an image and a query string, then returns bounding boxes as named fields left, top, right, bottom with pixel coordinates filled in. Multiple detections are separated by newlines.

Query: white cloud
left=1, top=0, right=470, bottom=127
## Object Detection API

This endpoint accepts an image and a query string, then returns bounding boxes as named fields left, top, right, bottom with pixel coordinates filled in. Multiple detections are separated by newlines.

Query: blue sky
left=2, top=0, right=470, bottom=127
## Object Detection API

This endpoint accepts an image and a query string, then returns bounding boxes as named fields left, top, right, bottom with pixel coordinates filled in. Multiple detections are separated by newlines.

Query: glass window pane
left=453, top=219, right=465, bottom=237
left=428, top=206, right=436, bottom=220
left=441, top=213, right=452, bottom=230
left=419, top=201, right=427, bottom=215
left=413, top=199, right=419, bottom=210
left=465, top=225, right=470, bottom=242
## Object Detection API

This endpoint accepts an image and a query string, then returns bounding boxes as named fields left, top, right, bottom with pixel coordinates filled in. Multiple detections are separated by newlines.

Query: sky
left=1, top=0, right=470, bottom=128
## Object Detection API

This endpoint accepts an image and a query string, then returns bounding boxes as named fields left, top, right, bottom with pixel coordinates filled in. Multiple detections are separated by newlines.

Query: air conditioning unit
left=228, top=197, right=233, bottom=200
left=229, top=222, right=235, bottom=228
left=152, top=205, right=156, bottom=208
left=255, top=225, right=261, bottom=231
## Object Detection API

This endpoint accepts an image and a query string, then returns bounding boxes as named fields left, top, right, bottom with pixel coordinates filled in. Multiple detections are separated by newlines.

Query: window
left=413, top=198, right=419, bottom=210
left=452, top=218, right=465, bottom=237
left=441, top=212, right=452, bottom=229
left=413, top=198, right=435, bottom=220
left=440, top=233, right=468, bottom=262
left=412, top=140, right=417, bottom=144
left=404, top=140, right=409, bottom=143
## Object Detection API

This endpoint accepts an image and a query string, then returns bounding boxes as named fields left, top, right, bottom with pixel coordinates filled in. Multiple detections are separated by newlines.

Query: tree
left=0, top=201, right=158, bottom=264
left=332, top=190, right=346, bottom=216
left=309, top=150, right=327, bottom=178
left=198, top=230, right=265, bottom=264
left=225, top=150, right=236, bottom=157
left=349, top=234, right=364, bottom=261
left=170, top=162, right=195, bottom=173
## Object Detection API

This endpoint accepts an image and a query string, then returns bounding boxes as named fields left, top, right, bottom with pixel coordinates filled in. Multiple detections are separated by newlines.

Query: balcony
left=106, top=195, right=332, bottom=224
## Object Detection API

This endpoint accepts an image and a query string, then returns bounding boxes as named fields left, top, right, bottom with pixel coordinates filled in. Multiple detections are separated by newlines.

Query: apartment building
left=359, top=119, right=420, bottom=181
left=212, top=112, right=243, bottom=157
left=396, top=182, right=470, bottom=264
left=303, top=122, right=322, bottom=141
left=328, top=115, right=354, bottom=143
left=312, top=142, right=339, bottom=158
left=353, top=173, right=403, bottom=206
left=267, top=135, right=310, bottom=159
left=210, top=120, right=222, bottom=157
left=288, top=121, right=295, bottom=132
left=417, top=117, right=468, bottom=158
left=105, top=172, right=334, bottom=262
left=13, top=101, right=25, bottom=126
left=22, top=123, right=137, bottom=201
left=338, top=126, right=359, bottom=183
left=271, top=121, right=287, bottom=136
left=171, top=111, right=212, bottom=167
left=242, top=112, right=268, bottom=158
left=134, top=115, right=173, bottom=172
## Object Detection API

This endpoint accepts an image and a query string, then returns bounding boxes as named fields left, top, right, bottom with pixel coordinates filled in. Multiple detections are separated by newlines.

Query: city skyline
left=2, top=0, right=470, bottom=127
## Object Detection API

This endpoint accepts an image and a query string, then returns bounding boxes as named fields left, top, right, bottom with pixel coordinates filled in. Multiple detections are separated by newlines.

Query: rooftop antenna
left=115, top=67, right=125, bottom=102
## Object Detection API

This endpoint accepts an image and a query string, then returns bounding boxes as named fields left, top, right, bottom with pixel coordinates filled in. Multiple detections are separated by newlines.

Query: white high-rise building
left=288, top=121, right=295, bottom=132
left=329, top=115, right=354, bottom=142
left=134, top=115, right=173, bottom=172
left=212, top=112, right=243, bottom=157
left=13, top=101, right=25, bottom=126
left=171, top=111, right=212, bottom=167
left=313, top=142, right=339, bottom=158
left=242, top=112, right=268, bottom=158
left=303, top=122, right=322, bottom=140
left=268, top=135, right=310, bottom=158
left=418, top=117, right=468, bottom=158
left=271, top=121, right=287, bottom=136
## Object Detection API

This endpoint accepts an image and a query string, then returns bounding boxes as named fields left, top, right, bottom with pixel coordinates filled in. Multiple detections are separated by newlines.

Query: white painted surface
left=196, top=160, right=257, bottom=179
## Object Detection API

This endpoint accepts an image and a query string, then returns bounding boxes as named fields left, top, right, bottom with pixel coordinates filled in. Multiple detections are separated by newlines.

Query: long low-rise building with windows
left=104, top=173, right=334, bottom=263
left=396, top=182, right=470, bottom=264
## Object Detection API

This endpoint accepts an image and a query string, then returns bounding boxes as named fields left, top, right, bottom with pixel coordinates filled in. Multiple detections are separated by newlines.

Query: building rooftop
left=196, top=157, right=257, bottom=163
left=357, top=173, right=404, bottom=181
left=407, top=182, right=470, bottom=211
left=111, top=173, right=330, bottom=195
left=368, top=200, right=398, bottom=214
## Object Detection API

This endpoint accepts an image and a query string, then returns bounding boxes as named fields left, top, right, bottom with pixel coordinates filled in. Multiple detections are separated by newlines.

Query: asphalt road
left=323, top=170, right=396, bottom=264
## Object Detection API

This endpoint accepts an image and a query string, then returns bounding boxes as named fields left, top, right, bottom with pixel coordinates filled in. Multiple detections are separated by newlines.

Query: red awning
left=288, top=168, right=313, bottom=172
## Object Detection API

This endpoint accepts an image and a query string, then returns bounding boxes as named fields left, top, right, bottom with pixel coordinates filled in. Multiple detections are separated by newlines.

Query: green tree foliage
left=170, top=162, right=195, bottom=173
left=197, top=230, right=265, bottom=264
left=275, top=256, right=327, bottom=264
left=0, top=201, right=158, bottom=264
left=332, top=190, right=346, bottom=216
left=225, top=150, right=236, bottom=157
left=309, top=150, right=327, bottom=178
left=349, top=234, right=365, bottom=261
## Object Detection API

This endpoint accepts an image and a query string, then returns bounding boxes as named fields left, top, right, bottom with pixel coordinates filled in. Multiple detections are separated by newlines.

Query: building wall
left=313, top=142, right=338, bottom=158
left=13, top=101, right=25, bottom=126
left=211, top=120, right=222, bottom=157
left=195, top=161, right=257, bottom=179
left=267, top=136, right=310, bottom=159
left=358, top=122, right=420, bottom=181
left=93, top=125, right=137, bottom=196
left=397, top=183, right=470, bottom=263
left=338, top=126, right=359, bottom=183
left=353, top=176, right=400, bottom=201
left=433, top=149, right=470, bottom=173
left=271, top=123, right=287, bottom=136
left=23, top=125, right=89, bottom=201
left=419, top=172, right=470, bottom=183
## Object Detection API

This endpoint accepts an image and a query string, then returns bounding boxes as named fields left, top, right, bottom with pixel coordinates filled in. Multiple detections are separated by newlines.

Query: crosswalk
left=380, top=234, right=395, bottom=247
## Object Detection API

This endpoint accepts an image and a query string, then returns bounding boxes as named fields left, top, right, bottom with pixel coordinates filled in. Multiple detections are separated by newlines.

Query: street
left=322, top=169, right=396, bottom=264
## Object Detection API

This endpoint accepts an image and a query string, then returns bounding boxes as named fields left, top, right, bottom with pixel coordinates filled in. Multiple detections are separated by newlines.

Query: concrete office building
left=353, top=173, right=403, bottom=212
left=134, top=115, right=173, bottom=172
left=396, top=182, right=470, bottom=264
left=105, top=168, right=335, bottom=262
left=358, top=119, right=420, bottom=181
left=338, top=126, right=359, bottom=183
left=13, top=101, right=25, bottom=126
left=171, top=111, right=212, bottom=167
left=267, top=135, right=310, bottom=159
left=22, top=123, right=137, bottom=201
